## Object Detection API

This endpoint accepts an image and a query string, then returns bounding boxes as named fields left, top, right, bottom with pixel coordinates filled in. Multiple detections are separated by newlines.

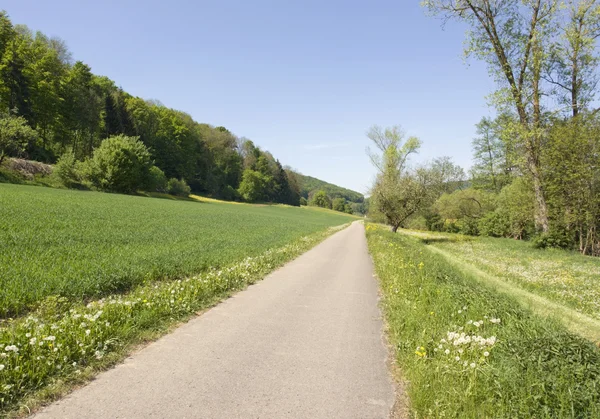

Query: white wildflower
left=44, top=336, right=56, bottom=341
left=484, top=351, right=490, bottom=357
left=5, top=345, right=18, bottom=352
left=444, top=349, right=450, bottom=355
left=0, top=365, right=4, bottom=371
left=29, top=337, right=37, bottom=345
left=470, top=363, right=476, bottom=368
left=85, top=329, right=91, bottom=335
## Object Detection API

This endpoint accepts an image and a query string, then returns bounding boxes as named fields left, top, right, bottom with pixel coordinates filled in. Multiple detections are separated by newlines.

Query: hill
left=297, top=174, right=364, bottom=203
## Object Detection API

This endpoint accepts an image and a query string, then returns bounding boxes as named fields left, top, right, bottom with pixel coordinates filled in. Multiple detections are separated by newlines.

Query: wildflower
left=85, top=329, right=92, bottom=335
left=484, top=351, right=490, bottom=357
left=5, top=345, right=18, bottom=352
left=418, top=262, right=424, bottom=269
left=72, top=362, right=77, bottom=367
left=444, top=349, right=450, bottom=355
left=0, top=353, right=6, bottom=358
left=458, top=310, right=462, bottom=314
left=25, top=333, right=31, bottom=338
left=455, top=356, right=460, bottom=361
left=44, top=336, right=56, bottom=341
left=29, top=337, right=37, bottom=345
left=0, top=365, right=4, bottom=371
left=470, top=363, right=476, bottom=368
left=490, top=318, right=501, bottom=324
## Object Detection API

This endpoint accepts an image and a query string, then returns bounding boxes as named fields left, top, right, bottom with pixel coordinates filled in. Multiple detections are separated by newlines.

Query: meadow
left=401, top=229, right=600, bottom=321
left=366, top=225, right=600, bottom=418
left=0, top=183, right=356, bottom=318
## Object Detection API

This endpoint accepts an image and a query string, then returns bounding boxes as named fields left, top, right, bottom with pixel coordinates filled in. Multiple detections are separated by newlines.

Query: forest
left=0, top=11, right=364, bottom=211
left=369, top=0, right=600, bottom=256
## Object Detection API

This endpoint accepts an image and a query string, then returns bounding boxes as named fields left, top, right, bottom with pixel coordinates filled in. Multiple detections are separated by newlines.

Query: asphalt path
left=35, top=221, right=395, bottom=418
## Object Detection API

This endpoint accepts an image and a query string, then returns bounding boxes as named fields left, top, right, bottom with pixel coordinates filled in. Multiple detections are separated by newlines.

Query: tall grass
left=0, top=184, right=356, bottom=317
left=367, top=225, right=600, bottom=418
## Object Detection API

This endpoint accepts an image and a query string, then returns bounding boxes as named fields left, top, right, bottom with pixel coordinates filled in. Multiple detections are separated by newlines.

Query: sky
left=3, top=0, right=497, bottom=195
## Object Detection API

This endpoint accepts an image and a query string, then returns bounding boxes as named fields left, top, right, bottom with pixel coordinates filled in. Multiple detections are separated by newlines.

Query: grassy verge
left=0, top=224, right=347, bottom=416
left=0, top=183, right=356, bottom=317
left=366, top=224, right=600, bottom=418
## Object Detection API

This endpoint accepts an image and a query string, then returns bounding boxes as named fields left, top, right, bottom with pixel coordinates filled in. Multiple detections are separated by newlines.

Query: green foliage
left=367, top=225, right=600, bottom=417
left=144, top=165, right=167, bottom=193
left=299, top=196, right=308, bottom=206
left=310, top=190, right=331, bottom=209
left=53, top=150, right=80, bottom=187
left=167, top=177, right=191, bottom=197
left=332, top=197, right=346, bottom=212
left=478, top=211, right=510, bottom=238
left=0, top=113, right=38, bottom=163
left=532, top=229, right=575, bottom=251
left=0, top=183, right=356, bottom=318
left=238, top=169, right=270, bottom=202
left=81, top=135, right=152, bottom=193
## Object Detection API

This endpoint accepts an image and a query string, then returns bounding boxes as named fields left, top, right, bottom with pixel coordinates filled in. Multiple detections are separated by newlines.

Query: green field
left=366, top=224, right=600, bottom=417
left=0, top=184, right=356, bottom=317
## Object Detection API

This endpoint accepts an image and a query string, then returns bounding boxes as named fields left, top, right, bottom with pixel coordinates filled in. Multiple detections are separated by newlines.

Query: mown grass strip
left=0, top=224, right=348, bottom=417
left=424, top=244, right=600, bottom=345
left=366, top=224, right=600, bottom=418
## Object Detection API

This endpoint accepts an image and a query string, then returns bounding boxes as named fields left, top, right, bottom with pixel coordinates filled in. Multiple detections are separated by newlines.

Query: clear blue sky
left=4, top=0, right=496, bottom=195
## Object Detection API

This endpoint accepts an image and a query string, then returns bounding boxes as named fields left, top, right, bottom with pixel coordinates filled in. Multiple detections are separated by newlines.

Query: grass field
left=366, top=225, right=600, bottom=417
left=400, top=229, right=600, bottom=321
left=0, top=183, right=356, bottom=317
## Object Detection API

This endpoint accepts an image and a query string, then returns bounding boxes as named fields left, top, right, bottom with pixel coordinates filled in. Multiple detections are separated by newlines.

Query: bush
left=82, top=135, right=152, bottom=193
left=0, top=114, right=38, bottom=164
left=532, top=228, right=574, bottom=250
left=167, top=178, right=191, bottom=197
left=144, top=166, right=168, bottom=192
left=299, top=197, right=308, bottom=206
left=54, top=151, right=80, bottom=187
left=478, top=211, right=510, bottom=237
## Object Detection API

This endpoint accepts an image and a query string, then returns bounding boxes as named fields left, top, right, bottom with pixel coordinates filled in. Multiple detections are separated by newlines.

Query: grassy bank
left=401, top=230, right=600, bottom=321
left=0, top=183, right=356, bottom=317
left=366, top=224, right=600, bottom=418
left=0, top=224, right=347, bottom=415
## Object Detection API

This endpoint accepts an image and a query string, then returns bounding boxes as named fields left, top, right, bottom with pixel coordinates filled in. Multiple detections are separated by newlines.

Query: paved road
left=35, top=222, right=395, bottom=419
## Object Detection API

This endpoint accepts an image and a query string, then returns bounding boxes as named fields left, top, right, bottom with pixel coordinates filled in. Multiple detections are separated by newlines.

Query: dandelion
left=444, top=349, right=450, bottom=355
left=484, top=351, right=490, bottom=357
left=5, top=345, right=18, bottom=352
left=44, top=336, right=56, bottom=341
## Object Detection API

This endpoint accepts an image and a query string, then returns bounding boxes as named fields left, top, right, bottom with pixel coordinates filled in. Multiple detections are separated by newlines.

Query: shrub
left=310, top=190, right=331, bottom=209
left=54, top=151, right=81, bottom=187
left=0, top=114, right=38, bottom=164
left=82, top=135, right=152, bottom=193
left=299, top=197, right=308, bottom=206
left=332, top=197, right=346, bottom=212
left=144, top=166, right=168, bottom=192
left=167, top=178, right=191, bottom=197
left=532, top=228, right=575, bottom=250
left=478, top=210, right=511, bottom=237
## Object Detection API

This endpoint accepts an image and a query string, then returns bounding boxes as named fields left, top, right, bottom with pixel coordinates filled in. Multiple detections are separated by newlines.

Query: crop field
left=366, top=225, right=600, bottom=417
left=400, top=229, right=600, bottom=321
left=0, top=183, right=356, bottom=318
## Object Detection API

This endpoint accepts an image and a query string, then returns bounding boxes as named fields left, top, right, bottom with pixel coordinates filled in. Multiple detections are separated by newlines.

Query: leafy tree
left=82, top=134, right=152, bottom=193
left=238, top=169, right=269, bottom=202
left=367, top=125, right=423, bottom=232
left=310, top=190, right=331, bottom=209
left=332, top=197, right=346, bottom=212
left=299, top=196, right=308, bottom=206
left=0, top=113, right=37, bottom=164
left=54, top=150, right=80, bottom=187
left=145, top=165, right=167, bottom=192
left=423, top=0, right=560, bottom=232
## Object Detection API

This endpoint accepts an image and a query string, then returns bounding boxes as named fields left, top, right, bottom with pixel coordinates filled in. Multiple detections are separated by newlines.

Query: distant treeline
left=0, top=11, right=330, bottom=206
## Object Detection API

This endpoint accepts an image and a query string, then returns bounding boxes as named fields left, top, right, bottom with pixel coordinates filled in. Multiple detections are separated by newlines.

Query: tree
left=238, top=169, right=269, bottom=202
left=310, top=190, right=331, bottom=209
left=367, top=125, right=422, bottom=232
left=82, top=134, right=152, bottom=193
left=332, top=197, right=346, bottom=212
left=0, top=113, right=37, bottom=164
left=423, top=0, right=559, bottom=232
left=471, top=116, right=515, bottom=192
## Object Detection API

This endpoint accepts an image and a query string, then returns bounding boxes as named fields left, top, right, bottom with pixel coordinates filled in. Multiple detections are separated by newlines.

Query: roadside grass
left=366, top=224, right=600, bottom=418
left=0, top=224, right=348, bottom=416
left=0, top=183, right=356, bottom=318
left=400, top=229, right=600, bottom=321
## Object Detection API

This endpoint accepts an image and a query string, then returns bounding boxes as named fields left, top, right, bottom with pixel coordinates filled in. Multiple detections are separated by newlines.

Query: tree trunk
left=529, top=160, right=549, bottom=233
left=391, top=224, right=399, bottom=233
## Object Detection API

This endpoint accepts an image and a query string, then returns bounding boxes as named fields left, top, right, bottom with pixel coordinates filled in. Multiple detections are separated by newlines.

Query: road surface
left=35, top=222, right=395, bottom=418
